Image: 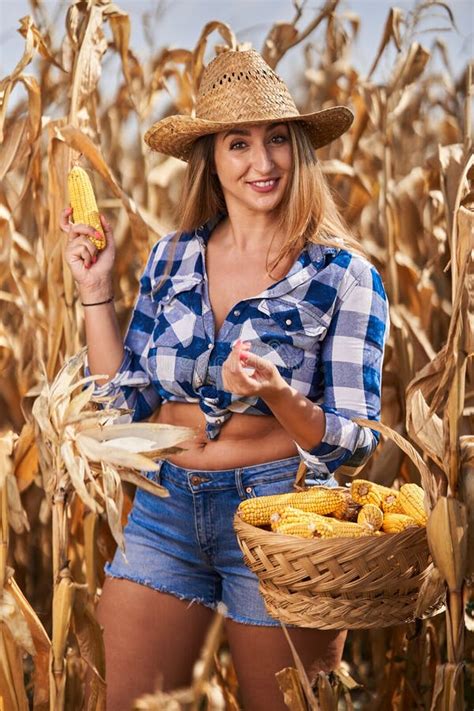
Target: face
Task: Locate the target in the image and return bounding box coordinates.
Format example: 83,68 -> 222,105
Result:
213,122 -> 292,216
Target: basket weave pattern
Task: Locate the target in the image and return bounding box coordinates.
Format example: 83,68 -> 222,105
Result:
234,511 -> 444,629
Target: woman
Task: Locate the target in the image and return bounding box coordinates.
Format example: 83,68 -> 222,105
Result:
60,49 -> 389,711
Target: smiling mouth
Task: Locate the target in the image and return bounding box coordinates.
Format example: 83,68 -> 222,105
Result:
247,178 -> 279,187
246,178 -> 281,191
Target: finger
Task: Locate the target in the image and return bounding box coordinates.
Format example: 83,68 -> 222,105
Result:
67,232 -> 98,256
238,350 -> 263,366
99,213 -> 113,235
230,340 -> 250,367
78,244 -> 94,268
69,240 -> 97,266
226,351 -> 257,385
59,206 -> 73,233
228,347 -> 246,375
238,349 -> 271,373
99,213 -> 115,247
68,223 -> 103,248
69,225 -> 103,262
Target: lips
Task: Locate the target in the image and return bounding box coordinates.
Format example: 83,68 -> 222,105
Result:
247,178 -> 280,193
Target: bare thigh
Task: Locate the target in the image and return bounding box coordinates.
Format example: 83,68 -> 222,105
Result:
90,577 -> 215,711
226,619 -> 347,711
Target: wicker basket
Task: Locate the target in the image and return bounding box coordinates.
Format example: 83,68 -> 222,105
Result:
233,488 -> 445,629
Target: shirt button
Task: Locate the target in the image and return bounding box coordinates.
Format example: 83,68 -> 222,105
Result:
233,309 -> 240,316
285,318 -> 292,325
207,343 -> 213,349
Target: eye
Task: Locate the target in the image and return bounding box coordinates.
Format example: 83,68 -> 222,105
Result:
230,140 -> 246,150
270,133 -> 288,144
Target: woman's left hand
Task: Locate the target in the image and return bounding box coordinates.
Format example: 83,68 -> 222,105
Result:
221,339 -> 286,399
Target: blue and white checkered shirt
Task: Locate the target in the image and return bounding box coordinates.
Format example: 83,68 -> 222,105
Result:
87,216 -> 390,478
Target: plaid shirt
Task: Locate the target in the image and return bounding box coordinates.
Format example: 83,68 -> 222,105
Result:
87,216 -> 390,478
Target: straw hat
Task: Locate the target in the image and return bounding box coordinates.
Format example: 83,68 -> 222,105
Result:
144,49 -> 353,161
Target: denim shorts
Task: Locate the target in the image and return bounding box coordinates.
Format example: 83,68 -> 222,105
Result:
105,455 -> 338,626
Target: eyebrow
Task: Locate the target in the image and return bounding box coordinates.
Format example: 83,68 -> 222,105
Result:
222,122 -> 288,141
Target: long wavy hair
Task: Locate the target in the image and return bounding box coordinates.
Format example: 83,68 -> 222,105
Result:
157,122 -> 366,287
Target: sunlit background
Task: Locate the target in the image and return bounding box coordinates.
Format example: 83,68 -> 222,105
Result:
1,0 -> 473,113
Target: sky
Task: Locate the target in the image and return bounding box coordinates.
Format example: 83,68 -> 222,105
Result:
0,1 -> 472,115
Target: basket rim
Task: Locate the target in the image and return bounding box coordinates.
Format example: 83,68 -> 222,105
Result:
233,510 -> 428,551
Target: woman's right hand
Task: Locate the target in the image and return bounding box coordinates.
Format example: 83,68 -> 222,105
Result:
60,207 -> 116,289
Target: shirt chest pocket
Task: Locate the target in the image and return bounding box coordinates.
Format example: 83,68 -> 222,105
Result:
255,297 -> 328,369
151,276 -> 202,349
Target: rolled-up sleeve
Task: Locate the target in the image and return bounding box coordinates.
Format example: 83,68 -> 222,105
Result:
84,240 -> 164,422
295,262 -> 390,477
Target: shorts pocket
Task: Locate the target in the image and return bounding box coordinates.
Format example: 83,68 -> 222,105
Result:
243,473 -> 338,500
244,473 -> 297,500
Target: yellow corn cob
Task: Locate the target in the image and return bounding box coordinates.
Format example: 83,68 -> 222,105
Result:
273,521 -> 321,538
351,479 -> 395,508
332,491 -> 361,521
272,506 -> 371,539
382,512 -> 419,533
381,490 -> 404,514
357,504 -> 383,531
67,166 -> 106,250
237,487 -> 345,527
398,483 -> 428,525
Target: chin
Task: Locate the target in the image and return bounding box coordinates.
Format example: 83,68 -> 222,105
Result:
250,198 -> 283,214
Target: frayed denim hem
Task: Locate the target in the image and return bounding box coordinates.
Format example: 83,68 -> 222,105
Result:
104,571 -> 219,613
222,609 -> 300,628
104,571 -> 294,627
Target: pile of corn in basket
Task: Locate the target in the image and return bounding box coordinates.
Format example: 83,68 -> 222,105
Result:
233,474 -> 445,629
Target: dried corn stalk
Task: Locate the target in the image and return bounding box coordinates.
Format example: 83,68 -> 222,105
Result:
0,0 -> 472,709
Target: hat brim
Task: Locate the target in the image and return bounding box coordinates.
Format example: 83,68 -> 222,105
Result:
143,106 -> 354,162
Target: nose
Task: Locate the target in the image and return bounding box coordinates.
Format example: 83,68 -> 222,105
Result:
250,141 -> 274,174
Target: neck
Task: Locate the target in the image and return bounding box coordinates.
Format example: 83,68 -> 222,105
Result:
219,207 -> 284,256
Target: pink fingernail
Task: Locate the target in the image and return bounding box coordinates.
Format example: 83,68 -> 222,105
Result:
85,264 -> 90,269
92,256 -> 97,263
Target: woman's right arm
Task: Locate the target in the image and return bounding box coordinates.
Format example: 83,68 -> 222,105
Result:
60,207 -> 123,386
60,206 -> 163,421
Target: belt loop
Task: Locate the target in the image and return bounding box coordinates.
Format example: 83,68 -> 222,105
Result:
235,467 -> 245,498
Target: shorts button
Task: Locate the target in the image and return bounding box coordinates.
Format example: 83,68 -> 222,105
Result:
245,486 -> 252,493
233,309 -> 240,316
191,475 -> 209,485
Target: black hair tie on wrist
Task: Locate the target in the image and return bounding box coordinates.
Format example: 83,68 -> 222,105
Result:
81,296 -> 114,307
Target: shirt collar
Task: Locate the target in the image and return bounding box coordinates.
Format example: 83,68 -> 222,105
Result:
194,216 -> 340,298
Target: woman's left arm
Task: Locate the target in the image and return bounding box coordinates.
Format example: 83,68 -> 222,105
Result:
223,263 -> 390,479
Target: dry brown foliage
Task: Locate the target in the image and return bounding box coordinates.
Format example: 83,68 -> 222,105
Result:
0,1 -> 472,709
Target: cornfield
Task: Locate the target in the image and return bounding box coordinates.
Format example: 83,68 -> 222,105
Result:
0,0 -> 472,709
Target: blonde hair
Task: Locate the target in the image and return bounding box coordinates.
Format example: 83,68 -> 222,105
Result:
158,123 -> 366,286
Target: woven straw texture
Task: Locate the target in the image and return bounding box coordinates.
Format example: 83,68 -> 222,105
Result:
234,498 -> 445,629
144,49 -> 353,161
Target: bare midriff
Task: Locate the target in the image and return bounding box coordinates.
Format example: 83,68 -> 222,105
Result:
152,401 -> 298,470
